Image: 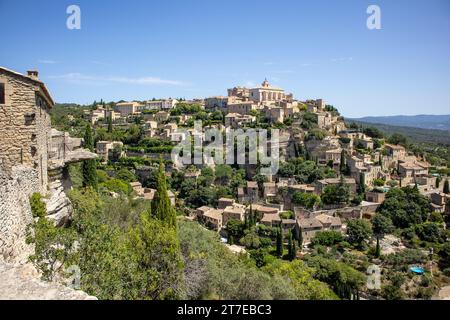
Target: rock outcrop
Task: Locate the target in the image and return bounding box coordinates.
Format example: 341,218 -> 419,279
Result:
43,179 -> 72,227
0,262 -> 96,300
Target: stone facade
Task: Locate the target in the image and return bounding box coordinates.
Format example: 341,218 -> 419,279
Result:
0,67 -> 53,193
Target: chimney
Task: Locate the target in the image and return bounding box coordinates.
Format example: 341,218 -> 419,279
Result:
27,70 -> 39,80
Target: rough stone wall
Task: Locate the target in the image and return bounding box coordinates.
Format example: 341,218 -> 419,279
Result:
0,166 -> 39,263
0,69 -> 51,193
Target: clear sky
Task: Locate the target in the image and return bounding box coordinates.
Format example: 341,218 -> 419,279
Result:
1,0 -> 449,117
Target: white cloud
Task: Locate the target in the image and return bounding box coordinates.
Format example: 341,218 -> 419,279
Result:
90,60 -> 112,67
330,57 -> 353,63
48,73 -> 186,86
273,70 -> 294,74
38,59 -> 58,64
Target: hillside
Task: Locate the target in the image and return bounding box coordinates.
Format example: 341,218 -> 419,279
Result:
348,115 -> 450,131
345,119 -> 450,146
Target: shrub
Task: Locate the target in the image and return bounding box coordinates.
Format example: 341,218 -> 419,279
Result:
30,193 -> 47,218
312,231 -> 344,247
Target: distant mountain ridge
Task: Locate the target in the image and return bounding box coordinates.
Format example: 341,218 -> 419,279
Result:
348,114 -> 450,131
345,120 -> 450,146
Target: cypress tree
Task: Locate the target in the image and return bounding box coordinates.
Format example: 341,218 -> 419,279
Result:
435,176 -> 441,189
298,229 -> 303,249
358,173 -> 366,195
276,226 -> 283,257
375,237 -> 381,258
340,149 -> 346,174
444,179 -> 449,194
248,204 -> 253,227
82,125 -> 98,190
84,123 -> 94,151
152,161 -> 177,228
107,115 -> 113,133
244,211 -> 249,230
287,231 -> 294,261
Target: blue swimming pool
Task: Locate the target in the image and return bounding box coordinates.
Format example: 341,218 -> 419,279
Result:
410,266 -> 425,275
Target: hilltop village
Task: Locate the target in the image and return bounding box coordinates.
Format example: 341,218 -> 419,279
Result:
85,79 -> 447,238
1,67 -> 449,300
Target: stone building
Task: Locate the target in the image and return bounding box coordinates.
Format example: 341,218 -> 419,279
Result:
96,140 -> 124,162
0,67 -> 53,193
249,79 -> 287,103
114,101 -> 142,116
227,86 -> 250,100
204,96 -> 228,111
227,101 -> 258,115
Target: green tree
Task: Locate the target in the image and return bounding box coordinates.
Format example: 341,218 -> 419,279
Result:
27,217 -> 77,281
298,228 -> 303,249
414,222 -> 445,243
82,125 -> 98,190
377,187 -> 430,228
435,176 -> 441,189
372,213 -> 393,257
375,237 -> 381,258
322,177 -> 350,205
312,230 -> 344,247
339,149 -> 346,174
276,226 -> 283,257
358,173 -> 366,195
347,219 -> 372,249
215,164 -> 233,185
107,115 -> 113,133
262,260 -> 338,300
287,231 -> 296,261
227,219 -> 245,244
115,168 -> 137,183
127,213 -> 185,299
372,214 -> 393,238
444,179 -> 449,194
292,191 -> 321,209
239,230 -> 261,249
388,133 -> 407,146
306,256 -> 366,299
152,162 -> 177,228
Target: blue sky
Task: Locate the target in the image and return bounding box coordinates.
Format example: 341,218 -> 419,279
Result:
0,0 -> 449,117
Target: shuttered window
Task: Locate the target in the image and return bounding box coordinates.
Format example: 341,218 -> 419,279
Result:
0,83 -> 5,104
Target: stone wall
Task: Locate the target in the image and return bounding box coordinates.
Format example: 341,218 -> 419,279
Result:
0,69 -> 51,193
0,166 -> 39,263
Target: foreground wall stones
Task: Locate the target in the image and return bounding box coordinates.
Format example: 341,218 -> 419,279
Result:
0,262 -> 97,300
0,166 -> 39,263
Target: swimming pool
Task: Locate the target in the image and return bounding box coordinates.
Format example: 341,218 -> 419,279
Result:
410,266 -> 425,275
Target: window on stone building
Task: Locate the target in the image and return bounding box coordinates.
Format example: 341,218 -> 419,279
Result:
0,83 -> 5,104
